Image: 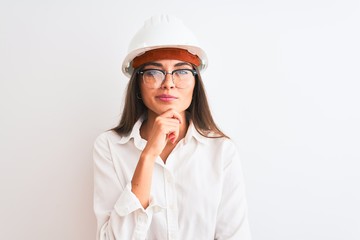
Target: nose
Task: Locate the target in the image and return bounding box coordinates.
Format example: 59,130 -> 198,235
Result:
161,72 -> 175,89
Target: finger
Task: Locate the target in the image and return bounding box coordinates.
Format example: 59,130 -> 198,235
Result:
171,112 -> 182,124
154,117 -> 181,135
161,109 -> 182,124
155,119 -> 180,134
167,124 -> 180,143
168,133 -> 177,143
167,132 -> 177,144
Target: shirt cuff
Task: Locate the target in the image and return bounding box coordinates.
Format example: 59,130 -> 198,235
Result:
114,183 -> 143,216
114,183 -> 166,217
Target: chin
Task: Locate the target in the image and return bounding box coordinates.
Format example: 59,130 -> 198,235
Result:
150,106 -> 187,116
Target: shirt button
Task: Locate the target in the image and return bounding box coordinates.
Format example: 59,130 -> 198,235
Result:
138,214 -> 147,224
138,217 -> 144,224
165,174 -> 172,183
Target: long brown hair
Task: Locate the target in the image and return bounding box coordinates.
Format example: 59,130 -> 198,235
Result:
111,66 -> 228,138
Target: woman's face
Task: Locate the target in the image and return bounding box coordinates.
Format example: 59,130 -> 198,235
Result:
139,59 -> 196,117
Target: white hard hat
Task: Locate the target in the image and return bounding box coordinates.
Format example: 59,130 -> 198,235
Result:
122,14 -> 208,77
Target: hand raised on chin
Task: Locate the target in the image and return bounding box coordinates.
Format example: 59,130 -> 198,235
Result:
142,109 -> 182,158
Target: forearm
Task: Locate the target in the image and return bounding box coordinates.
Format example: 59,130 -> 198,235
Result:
131,152 -> 157,208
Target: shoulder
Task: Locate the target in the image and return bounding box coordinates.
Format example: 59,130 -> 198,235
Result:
93,130 -> 127,163
93,130 -> 124,150
197,134 -> 239,156
199,134 -> 238,149
200,136 -> 241,165
219,138 -> 239,155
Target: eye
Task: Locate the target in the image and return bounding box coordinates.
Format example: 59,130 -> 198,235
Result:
174,69 -> 191,76
142,69 -> 163,78
143,69 -> 162,77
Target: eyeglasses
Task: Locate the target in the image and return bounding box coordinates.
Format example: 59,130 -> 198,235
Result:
138,69 -> 197,89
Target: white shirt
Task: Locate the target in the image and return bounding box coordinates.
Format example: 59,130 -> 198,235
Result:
93,118 -> 251,240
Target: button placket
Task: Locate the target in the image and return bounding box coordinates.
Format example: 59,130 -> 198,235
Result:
134,211 -> 151,239
164,168 -> 179,240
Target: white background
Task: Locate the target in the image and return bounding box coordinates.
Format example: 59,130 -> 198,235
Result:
1,0 -> 359,239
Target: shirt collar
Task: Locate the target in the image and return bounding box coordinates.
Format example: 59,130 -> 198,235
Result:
117,117 -> 146,149
183,121 -> 207,145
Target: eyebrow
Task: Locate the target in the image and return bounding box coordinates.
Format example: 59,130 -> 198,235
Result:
142,61 -> 193,68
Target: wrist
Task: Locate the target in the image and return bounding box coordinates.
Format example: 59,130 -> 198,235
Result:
140,149 -> 158,162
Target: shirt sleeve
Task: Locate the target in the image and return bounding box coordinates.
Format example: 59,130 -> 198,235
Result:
93,133 -> 155,240
215,140 -> 252,240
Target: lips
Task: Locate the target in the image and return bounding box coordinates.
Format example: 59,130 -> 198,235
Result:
156,94 -> 178,101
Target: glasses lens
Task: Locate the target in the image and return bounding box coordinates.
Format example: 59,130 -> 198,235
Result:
140,69 -> 196,88
173,69 -> 195,88
142,70 -> 164,88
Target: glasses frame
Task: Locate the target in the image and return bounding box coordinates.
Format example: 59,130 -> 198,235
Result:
137,68 -> 197,89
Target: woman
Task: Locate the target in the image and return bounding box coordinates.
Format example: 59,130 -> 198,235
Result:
93,15 -> 251,240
